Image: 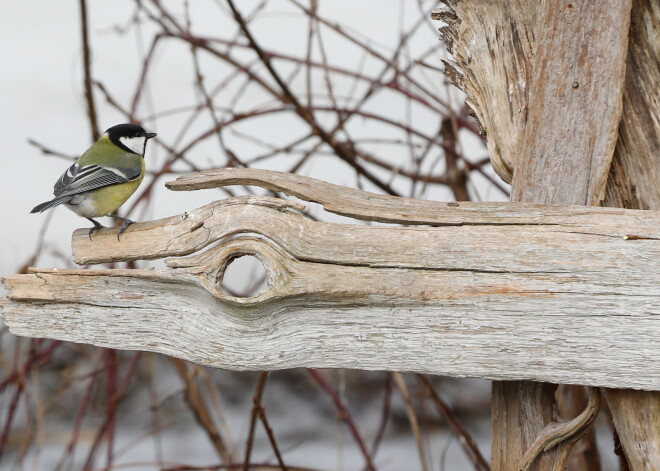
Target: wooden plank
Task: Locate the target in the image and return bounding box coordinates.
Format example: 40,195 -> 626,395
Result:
2,256 -> 659,390
2,195 -> 659,390
65,195 -> 660,268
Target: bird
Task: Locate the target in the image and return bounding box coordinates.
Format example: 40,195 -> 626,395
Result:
31,123 -> 157,239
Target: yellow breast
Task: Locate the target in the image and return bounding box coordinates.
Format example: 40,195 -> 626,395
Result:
85,174 -> 144,216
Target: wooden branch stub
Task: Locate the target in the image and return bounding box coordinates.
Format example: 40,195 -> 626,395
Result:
165,167 -> 660,228
433,2 -> 538,183
2,170 -> 660,390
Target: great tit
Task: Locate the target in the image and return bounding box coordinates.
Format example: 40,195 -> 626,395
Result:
31,123 -> 156,239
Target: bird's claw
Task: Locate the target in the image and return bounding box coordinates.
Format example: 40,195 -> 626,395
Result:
87,218 -> 104,241
113,215 -> 135,241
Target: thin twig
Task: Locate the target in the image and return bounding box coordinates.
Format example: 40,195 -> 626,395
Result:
225,0 -> 399,197
307,369 -> 376,471
416,374 -> 490,471
243,372 -> 269,471
79,0 -> 99,141
53,370 -> 98,471
171,359 -> 233,463
369,373 -> 393,459
256,388 -> 288,470
393,373 -> 428,471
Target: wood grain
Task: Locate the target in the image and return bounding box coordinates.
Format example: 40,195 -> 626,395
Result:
601,2 -> 660,467
604,0 -> 660,210
482,2 -> 632,469
2,192 -> 660,390
165,167 -> 660,228
433,2 -> 538,183
602,388 -> 660,470
511,1 -> 632,205
435,0 -> 654,468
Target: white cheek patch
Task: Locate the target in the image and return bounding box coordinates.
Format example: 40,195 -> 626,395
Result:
119,136 -> 147,155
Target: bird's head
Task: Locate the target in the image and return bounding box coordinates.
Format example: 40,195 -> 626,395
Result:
105,123 -> 157,156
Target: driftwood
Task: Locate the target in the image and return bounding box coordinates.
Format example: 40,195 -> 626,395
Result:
2,169 -> 660,394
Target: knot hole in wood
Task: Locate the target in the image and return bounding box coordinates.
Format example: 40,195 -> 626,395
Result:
167,235 -> 294,305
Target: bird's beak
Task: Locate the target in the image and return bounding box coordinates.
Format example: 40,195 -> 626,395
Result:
145,132 -> 157,139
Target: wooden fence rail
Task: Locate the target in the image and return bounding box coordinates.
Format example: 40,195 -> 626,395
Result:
2,169 -> 659,391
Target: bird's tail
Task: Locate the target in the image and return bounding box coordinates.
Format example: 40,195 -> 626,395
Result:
31,195 -> 73,213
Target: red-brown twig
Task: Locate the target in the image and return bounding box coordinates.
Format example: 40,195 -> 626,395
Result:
254,378 -> 288,471
0,341 -> 61,394
393,373 -> 428,471
162,462 -> 319,471
307,369 -> 376,471
171,358 -> 234,463
53,370 -> 98,471
369,372 -> 393,460
416,374 -> 489,471
79,0 -> 99,141
81,351 -> 141,469
225,0 -> 399,197
243,371 -> 269,471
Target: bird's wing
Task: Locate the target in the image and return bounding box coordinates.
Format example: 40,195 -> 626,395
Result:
53,162 -> 142,197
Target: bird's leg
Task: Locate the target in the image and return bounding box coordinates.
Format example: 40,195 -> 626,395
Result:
110,214 -> 135,240
86,218 -> 104,240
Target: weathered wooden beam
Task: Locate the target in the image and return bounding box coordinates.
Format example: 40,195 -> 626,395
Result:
164,167 -> 658,228
506,0 -> 632,463
2,172 -> 659,391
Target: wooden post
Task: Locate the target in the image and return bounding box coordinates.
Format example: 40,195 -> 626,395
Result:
434,0 -> 659,468
502,1 -> 632,469
601,0 -> 660,468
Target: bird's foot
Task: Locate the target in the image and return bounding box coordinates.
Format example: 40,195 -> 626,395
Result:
111,214 -> 135,241
86,218 -> 104,240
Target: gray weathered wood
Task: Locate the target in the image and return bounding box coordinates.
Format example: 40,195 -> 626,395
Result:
602,388 -> 660,470
600,2 -> 660,467
511,1 -> 632,205
604,0 -> 660,210
503,0 -> 631,464
439,1 -> 634,468
432,2 -> 538,183
2,175 -> 660,390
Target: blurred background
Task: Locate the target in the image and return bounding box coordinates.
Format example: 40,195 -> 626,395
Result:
0,1 -> 619,470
